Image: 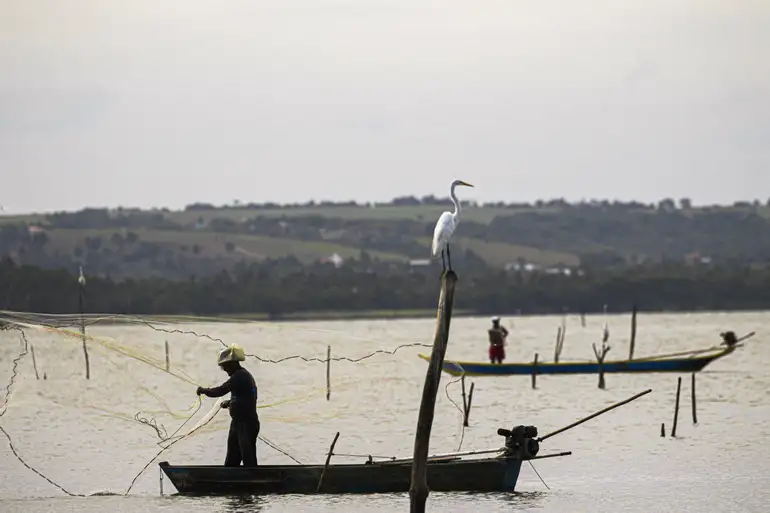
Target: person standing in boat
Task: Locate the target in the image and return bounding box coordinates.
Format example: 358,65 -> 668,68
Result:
196,344 -> 260,467
488,316 -> 508,364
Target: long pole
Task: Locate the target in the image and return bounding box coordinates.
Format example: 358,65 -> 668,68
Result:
409,270 -> 457,513
78,267 -> 90,380
537,389 -> 652,443
629,303 -> 637,360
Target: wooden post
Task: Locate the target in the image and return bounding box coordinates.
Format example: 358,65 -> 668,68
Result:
30,344 -> 40,380
629,303 -> 637,360
531,353 -> 538,389
78,267 -> 90,380
660,423 -> 665,437
316,431 -> 340,492
326,345 -> 331,401
463,382 -> 474,427
554,327 -> 562,363
580,311 -> 586,327
691,373 -> 697,424
671,377 -> 682,437
164,340 -> 170,372
409,270 -> 457,513
592,342 -> 610,389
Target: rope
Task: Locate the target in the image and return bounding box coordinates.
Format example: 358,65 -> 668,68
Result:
259,435 -> 303,464
0,328 -> 85,497
124,402 -> 219,495
443,375 -> 467,452
528,460 -> 550,490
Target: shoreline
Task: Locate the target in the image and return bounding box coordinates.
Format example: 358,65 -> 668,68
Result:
2,307 -> 768,326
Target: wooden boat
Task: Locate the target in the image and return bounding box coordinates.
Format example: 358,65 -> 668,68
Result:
159,425 -> 564,495
418,332 -> 753,377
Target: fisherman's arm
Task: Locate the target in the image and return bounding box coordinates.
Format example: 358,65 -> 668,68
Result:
196,378 -> 233,398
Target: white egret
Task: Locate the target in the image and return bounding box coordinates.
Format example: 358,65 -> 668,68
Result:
431,179 -> 474,272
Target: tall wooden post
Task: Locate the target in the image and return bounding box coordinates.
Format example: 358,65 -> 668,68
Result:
409,271 -> 457,513
326,345 -> 331,401
629,303 -> 637,360
671,377 -> 682,437
78,266 -> 90,380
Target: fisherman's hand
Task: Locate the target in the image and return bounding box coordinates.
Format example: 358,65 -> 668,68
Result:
221,400 -> 231,409
196,386 -> 205,396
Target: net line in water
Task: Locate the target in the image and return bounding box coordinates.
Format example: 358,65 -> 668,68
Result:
0,312 -> 438,497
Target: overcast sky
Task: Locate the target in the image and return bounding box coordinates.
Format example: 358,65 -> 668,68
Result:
1,1 -> 769,214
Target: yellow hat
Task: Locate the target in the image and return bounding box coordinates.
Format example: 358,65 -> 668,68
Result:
217,344 -> 246,365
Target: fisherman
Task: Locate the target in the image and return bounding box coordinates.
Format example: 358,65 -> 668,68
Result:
488,316 -> 508,364
196,344 -> 260,467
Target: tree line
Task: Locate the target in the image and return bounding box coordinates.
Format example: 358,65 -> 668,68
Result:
2,256 -> 769,317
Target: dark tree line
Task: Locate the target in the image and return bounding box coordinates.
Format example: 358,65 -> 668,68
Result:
2,257 -> 770,318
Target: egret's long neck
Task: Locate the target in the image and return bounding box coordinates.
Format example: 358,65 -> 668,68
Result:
450,183 -> 461,216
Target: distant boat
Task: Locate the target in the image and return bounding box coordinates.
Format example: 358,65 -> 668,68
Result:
418,332 -> 753,377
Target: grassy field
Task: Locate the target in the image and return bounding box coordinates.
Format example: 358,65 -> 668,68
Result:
44,228 -> 406,264
414,237 -> 579,267
162,205 -> 551,225
41,228 -> 579,267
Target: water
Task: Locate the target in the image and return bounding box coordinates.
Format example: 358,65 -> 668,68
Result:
1,311 -> 769,512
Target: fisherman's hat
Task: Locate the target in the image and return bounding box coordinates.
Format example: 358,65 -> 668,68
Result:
217,344 -> 246,365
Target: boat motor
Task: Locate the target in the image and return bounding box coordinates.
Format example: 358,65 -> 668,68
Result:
498,425 -> 539,459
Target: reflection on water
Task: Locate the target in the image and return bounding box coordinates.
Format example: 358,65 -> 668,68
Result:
217,494 -> 266,512
1,311 -> 769,512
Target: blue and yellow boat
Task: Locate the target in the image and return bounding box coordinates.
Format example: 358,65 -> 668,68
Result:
418,332 -> 752,377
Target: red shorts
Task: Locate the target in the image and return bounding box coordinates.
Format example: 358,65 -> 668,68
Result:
489,344 -> 505,361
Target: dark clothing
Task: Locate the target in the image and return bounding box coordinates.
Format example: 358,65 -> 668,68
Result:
200,365 -> 260,467
225,417 -> 260,467
201,367 -> 258,421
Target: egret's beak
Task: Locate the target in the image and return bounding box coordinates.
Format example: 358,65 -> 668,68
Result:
459,181 -> 474,188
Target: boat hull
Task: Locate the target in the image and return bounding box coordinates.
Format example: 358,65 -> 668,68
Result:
418,349 -> 732,377
159,457 -> 522,495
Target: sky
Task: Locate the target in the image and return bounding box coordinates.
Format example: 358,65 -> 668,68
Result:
1,0 -> 769,214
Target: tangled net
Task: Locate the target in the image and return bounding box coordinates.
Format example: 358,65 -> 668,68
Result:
0,310 -> 473,498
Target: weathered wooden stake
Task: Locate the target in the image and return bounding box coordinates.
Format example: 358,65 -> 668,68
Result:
691,373 -> 697,424
463,382 -> 475,427
629,303 -> 637,360
592,342 -> 611,389
30,344 -> 40,380
164,340 -> 170,372
531,353 -> 538,389
554,327 -> 562,363
316,431 -> 340,492
78,267 -> 90,380
326,345 -> 331,401
671,376 -> 682,437
409,270 -> 457,513
660,423 -> 665,437
580,311 -> 586,327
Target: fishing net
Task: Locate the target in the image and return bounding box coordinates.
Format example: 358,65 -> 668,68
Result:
0,310 -> 445,497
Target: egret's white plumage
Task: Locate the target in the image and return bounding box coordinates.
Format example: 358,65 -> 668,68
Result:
431,179 -> 474,271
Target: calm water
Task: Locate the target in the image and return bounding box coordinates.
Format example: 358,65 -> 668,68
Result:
1,311 -> 769,512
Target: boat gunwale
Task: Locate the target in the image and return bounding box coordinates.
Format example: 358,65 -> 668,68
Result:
417,347 -> 733,368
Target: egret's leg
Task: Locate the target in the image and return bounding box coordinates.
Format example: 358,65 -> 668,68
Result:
441,250 -> 447,272
446,244 -> 452,271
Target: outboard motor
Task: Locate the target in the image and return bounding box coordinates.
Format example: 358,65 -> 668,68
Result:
720,331 -> 738,347
497,425 -> 540,459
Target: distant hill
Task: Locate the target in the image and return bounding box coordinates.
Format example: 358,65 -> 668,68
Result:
2,197 -> 770,280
